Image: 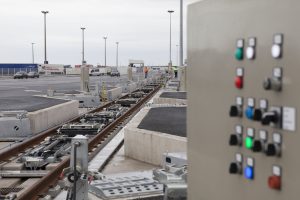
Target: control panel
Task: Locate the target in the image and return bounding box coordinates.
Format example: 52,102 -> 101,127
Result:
187,0 -> 299,199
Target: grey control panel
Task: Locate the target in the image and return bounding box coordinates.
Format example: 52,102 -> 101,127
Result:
187,0 -> 299,199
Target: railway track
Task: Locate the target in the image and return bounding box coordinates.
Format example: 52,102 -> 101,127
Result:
0,84 -> 160,200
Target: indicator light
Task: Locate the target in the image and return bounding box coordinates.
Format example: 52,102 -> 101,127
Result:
235,76 -> 243,89
245,107 -> 254,120
246,47 -> 255,60
245,137 -> 253,149
244,166 -> 254,180
235,48 -> 243,60
268,175 -> 281,190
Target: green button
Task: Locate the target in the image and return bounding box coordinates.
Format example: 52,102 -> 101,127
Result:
245,137 -> 253,149
235,48 -> 243,60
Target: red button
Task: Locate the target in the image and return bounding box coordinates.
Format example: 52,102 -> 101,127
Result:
235,76 -> 243,89
268,175 -> 281,190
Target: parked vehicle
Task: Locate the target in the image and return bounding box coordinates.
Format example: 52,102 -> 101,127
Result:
13,71 -> 28,79
28,71 -> 39,78
89,68 -> 106,76
110,68 -> 120,77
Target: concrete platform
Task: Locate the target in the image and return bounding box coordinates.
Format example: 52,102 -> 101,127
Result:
124,106 -> 187,166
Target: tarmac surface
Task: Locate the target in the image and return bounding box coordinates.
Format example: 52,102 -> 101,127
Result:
0,75 -> 127,112
138,107 -> 186,137
160,92 -> 187,99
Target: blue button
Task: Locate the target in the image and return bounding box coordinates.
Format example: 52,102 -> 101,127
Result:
245,107 -> 254,120
244,166 -> 254,180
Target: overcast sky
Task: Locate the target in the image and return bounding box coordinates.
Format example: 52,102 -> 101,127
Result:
0,0 -> 198,66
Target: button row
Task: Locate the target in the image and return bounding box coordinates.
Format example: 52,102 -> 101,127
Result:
234,67 -> 282,91
229,97 -> 282,128
235,34 -> 283,61
229,154 -> 282,190
229,127 -> 282,157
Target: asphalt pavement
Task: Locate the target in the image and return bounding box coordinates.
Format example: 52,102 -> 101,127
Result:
0,75 -> 127,112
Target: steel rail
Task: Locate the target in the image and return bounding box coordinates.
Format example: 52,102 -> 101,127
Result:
17,85 -> 160,200
0,97 -> 123,162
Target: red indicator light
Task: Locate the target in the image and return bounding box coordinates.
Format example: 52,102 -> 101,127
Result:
235,76 -> 243,89
268,175 -> 281,190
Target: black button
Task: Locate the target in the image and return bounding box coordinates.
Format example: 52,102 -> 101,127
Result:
252,140 -> 263,152
266,144 -> 276,156
229,163 -> 239,174
229,106 -> 238,117
253,109 -> 262,121
229,106 -> 240,117
229,134 -> 239,146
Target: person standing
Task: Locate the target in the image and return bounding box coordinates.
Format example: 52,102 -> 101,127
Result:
144,66 -> 149,78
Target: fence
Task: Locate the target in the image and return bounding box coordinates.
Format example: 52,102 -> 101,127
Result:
0,68 -> 38,76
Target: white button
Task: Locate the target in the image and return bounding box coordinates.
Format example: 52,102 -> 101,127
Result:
246,47 -> 255,59
272,44 -> 281,58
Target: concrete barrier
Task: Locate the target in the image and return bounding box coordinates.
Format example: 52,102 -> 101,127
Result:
107,87 -> 122,101
27,100 -> 79,134
124,107 -> 187,166
0,117 -> 31,138
66,68 -> 81,75
153,97 -> 187,105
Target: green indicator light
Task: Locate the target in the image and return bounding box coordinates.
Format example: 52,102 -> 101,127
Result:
235,48 -> 243,60
245,137 -> 253,149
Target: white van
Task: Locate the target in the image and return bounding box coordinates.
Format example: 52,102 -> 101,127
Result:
89,68 -> 106,76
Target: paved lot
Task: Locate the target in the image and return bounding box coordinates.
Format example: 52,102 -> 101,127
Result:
0,75 -> 128,112
138,107 -> 187,137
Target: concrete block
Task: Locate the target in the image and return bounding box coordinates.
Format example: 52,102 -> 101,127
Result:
107,87 -> 122,101
0,117 -> 31,137
65,94 -> 100,108
124,107 -> 187,166
153,97 -> 187,105
28,100 -> 79,134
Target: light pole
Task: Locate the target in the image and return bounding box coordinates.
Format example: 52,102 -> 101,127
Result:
176,44 -> 179,66
168,10 -> 174,67
103,36 -> 107,67
81,27 -> 86,65
116,42 -> 119,67
31,43 -> 35,64
41,11 -> 49,64
179,0 -> 183,66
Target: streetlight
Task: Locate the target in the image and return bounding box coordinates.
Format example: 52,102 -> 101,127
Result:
116,42 -> 119,67
31,43 -> 35,64
103,36 -> 108,67
179,0 -> 183,66
41,11 -> 49,64
176,44 -> 179,66
168,10 -> 174,68
81,27 -> 86,65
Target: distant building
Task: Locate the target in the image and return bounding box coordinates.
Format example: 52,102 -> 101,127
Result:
0,63 -> 38,75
